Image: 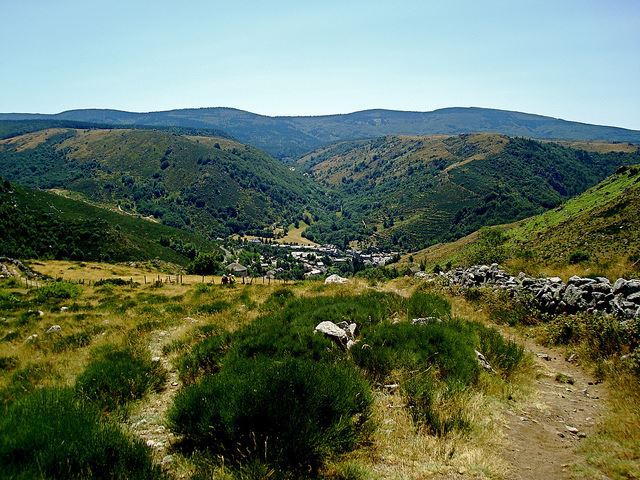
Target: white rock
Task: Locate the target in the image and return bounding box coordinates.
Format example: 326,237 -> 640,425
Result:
46,325 -> 61,333
324,274 -> 348,284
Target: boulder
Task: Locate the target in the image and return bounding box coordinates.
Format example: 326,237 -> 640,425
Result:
324,274 -> 348,285
314,321 -> 357,349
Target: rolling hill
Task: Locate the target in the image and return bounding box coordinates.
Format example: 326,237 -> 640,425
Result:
0,177 -> 216,264
0,127 -> 324,239
2,107 -> 639,160
407,165 -> 640,279
298,134 -> 640,250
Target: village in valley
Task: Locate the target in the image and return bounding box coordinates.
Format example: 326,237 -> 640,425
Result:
228,238 -> 399,281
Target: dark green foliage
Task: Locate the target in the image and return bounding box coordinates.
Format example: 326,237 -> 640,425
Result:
0,178 -> 215,264
188,251 -> 223,275
406,291 -> 451,319
168,357 -> 372,474
75,345 -> 166,412
0,362 -> 58,406
545,313 -> 626,360
351,321 -> 480,387
33,281 -> 81,303
0,289 -> 21,310
568,250 -> 591,263
177,332 -> 231,384
0,355 -> 18,372
0,388 -> 161,479
0,127 -> 325,241
304,135 -> 639,250
94,278 -> 138,287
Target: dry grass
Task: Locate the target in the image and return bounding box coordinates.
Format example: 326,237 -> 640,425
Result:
184,135 -> 245,151
0,128 -> 72,151
575,372 -> 640,479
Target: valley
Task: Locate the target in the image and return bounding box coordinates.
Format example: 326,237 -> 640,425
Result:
0,110 -> 639,480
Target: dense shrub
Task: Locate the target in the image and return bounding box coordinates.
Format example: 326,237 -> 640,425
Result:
352,321 -> 480,387
0,355 -> 18,372
33,281 -> 82,303
0,289 -> 21,310
168,357 -> 372,474
75,345 -> 166,412
177,332 -> 231,384
94,278 -> 137,287
568,250 -> 590,264
407,291 -> 451,319
0,388 -> 160,479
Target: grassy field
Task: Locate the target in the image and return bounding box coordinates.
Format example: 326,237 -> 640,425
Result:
0,261 -> 535,480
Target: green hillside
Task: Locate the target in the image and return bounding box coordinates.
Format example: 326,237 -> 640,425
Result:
409,165 -> 640,278
0,128 -> 324,239
300,134 -> 640,250
0,178 -> 215,264
2,107 -> 639,160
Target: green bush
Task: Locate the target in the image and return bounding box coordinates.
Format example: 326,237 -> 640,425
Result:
75,345 -> 166,412
0,355 -> 18,372
0,289 -> 20,310
94,278 -> 137,287
33,281 -> 81,303
406,291 -> 451,319
0,362 -> 58,405
177,332 -> 231,384
352,321 -> 480,387
168,357 -> 372,474
0,388 -> 160,479
568,250 -> 590,264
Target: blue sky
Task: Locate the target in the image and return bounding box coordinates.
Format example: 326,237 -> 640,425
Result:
1,0 -> 639,128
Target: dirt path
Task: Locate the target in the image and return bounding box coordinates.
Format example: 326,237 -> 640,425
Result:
127,325 -> 188,468
500,338 -> 607,480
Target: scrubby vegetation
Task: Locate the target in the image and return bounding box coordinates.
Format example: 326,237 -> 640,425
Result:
75,345 -> 167,413
0,388 -> 161,479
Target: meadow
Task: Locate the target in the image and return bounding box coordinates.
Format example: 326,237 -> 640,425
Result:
0,261 -> 534,480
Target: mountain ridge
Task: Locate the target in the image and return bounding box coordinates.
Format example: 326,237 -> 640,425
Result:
2,106 -> 639,160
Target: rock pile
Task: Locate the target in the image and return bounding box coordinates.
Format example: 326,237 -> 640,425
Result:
439,264 -> 640,320
0,257 -> 38,279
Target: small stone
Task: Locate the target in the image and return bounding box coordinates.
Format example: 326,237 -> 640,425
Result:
457,466 -> 466,475
171,382 -> 179,387
151,356 -> 161,363
161,455 -> 174,465
60,306 -> 69,312
537,353 -> 551,361
25,334 -> 38,343
46,325 -> 61,333
577,432 -> 587,438
566,425 -> 579,434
